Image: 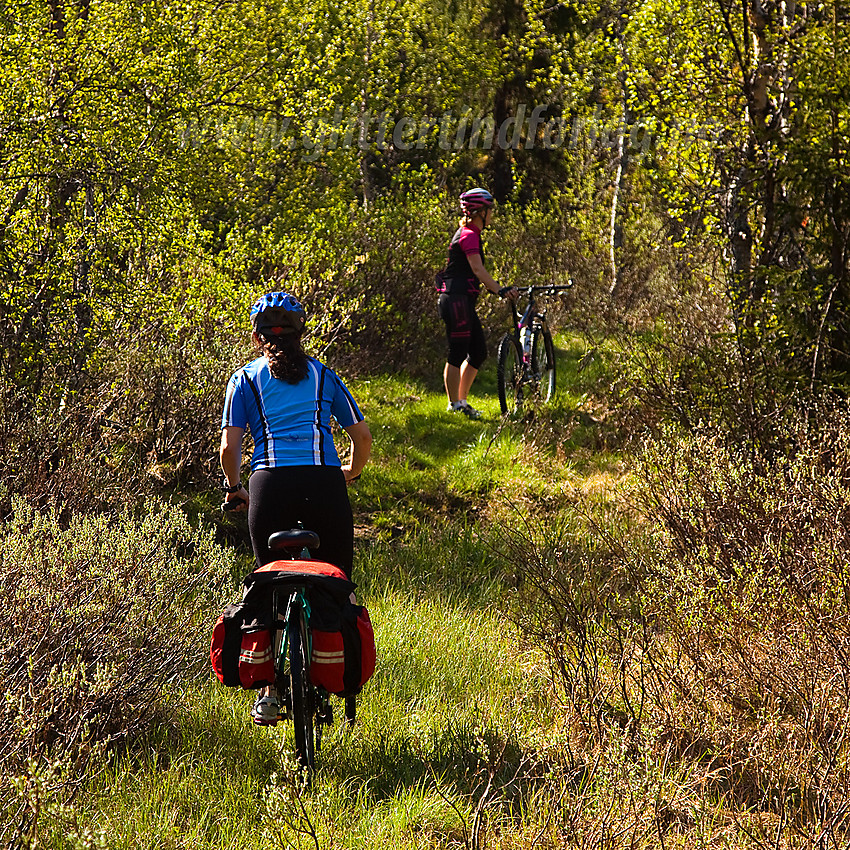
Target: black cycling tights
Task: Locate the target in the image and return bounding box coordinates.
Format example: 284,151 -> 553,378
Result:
439,293 -> 487,369
248,465 -> 354,577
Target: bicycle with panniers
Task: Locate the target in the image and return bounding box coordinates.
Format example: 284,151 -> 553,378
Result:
210,528 -> 376,777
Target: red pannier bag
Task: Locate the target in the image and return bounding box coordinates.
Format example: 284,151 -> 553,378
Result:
245,560 -> 375,697
310,601 -> 376,698
212,558 -> 376,696
211,560 -> 352,690
243,559 -> 354,597
210,602 -> 275,690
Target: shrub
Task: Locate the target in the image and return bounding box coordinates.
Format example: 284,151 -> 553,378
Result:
0,498 -> 233,845
505,407 -> 850,844
637,420 -> 850,830
0,259 -> 248,510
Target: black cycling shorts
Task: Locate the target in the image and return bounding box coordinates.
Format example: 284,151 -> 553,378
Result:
439,292 -> 487,370
248,465 -> 354,576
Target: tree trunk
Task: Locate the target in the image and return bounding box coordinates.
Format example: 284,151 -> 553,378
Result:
359,0 -> 375,207
608,106 -> 631,299
608,11 -> 631,301
491,81 -> 513,203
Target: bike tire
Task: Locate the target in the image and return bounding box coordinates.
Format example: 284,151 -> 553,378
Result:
344,696 -> 356,727
531,327 -> 556,403
497,334 -> 523,415
288,602 -> 315,772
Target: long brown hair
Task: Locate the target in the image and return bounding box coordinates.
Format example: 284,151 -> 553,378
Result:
258,332 -> 309,383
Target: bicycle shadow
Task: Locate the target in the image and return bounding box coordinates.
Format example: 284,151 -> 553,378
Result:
320,715 -> 536,804
160,685 -> 540,814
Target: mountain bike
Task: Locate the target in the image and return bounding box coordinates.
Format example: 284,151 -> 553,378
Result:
264,528 -> 356,775
496,283 -> 573,416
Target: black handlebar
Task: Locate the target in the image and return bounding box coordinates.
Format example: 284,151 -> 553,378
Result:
515,281 -> 574,294
505,281 -> 572,317
221,497 -> 247,512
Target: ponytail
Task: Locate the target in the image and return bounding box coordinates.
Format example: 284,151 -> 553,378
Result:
259,333 -> 309,383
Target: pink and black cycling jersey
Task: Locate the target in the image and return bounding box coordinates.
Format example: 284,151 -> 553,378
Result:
221,356 -> 363,471
439,224 -> 486,296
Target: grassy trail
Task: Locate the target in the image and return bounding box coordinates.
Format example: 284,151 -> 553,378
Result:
50,337 -> 613,849
84,593 -> 553,849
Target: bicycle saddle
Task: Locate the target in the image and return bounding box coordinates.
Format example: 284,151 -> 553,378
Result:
268,528 -> 321,554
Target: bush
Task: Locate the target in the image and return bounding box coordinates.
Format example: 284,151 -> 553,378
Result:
638,421 -> 850,829
0,258 -> 248,510
0,498 -> 233,845
505,408 -> 850,845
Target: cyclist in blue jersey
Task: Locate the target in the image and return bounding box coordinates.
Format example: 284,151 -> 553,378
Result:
220,291 -> 372,575
437,187 -> 517,419
221,292 -> 371,726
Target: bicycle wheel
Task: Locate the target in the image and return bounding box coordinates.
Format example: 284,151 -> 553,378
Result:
531,327 -> 556,403
288,601 -> 315,772
497,334 -> 524,415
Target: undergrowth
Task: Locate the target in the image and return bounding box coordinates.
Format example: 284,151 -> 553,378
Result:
507,406 -> 850,848
15,342 -> 850,848
0,500 -> 232,846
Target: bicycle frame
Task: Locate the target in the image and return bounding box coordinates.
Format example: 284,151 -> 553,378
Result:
271,585 -> 312,685
507,285 -> 572,371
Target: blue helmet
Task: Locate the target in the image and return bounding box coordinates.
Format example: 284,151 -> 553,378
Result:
250,291 -> 306,336
459,187 -> 495,216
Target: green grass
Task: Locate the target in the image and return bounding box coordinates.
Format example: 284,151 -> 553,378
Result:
35,331 -> 620,849
333,331 -> 621,537
56,585 -> 551,849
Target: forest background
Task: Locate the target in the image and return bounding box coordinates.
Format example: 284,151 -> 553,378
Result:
2,0 -> 850,846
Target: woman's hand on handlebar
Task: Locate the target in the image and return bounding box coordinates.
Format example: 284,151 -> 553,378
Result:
221,488 -> 249,513
498,285 -> 519,302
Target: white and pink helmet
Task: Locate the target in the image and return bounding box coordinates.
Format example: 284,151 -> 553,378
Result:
459,187 -> 495,216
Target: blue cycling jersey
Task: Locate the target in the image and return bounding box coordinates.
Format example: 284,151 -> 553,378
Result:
221,356 -> 364,471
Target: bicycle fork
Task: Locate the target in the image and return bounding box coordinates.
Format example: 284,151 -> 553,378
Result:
520,324 -> 532,365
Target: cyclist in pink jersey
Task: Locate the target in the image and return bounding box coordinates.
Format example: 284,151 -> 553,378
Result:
436,188 -> 517,419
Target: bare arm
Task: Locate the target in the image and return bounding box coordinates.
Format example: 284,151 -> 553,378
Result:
341,419 -> 372,483
220,426 -> 249,510
468,253 -> 518,300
